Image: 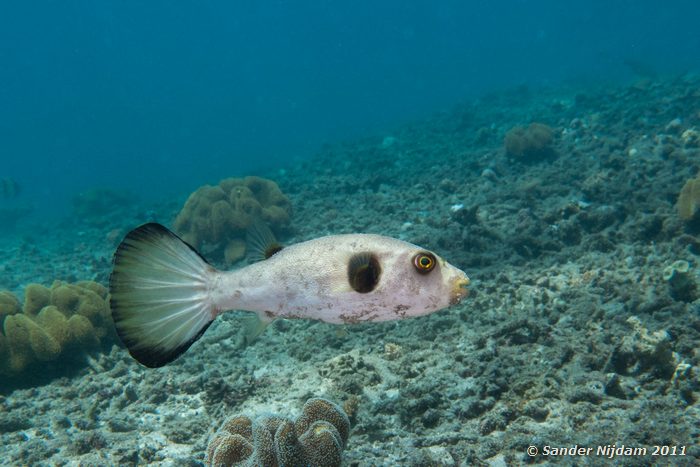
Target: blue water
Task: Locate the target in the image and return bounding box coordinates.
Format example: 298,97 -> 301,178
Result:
1,0 -> 698,218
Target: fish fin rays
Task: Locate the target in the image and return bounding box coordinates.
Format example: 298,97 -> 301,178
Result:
109,223 -> 218,368
246,220 -> 284,262
242,312 -> 273,345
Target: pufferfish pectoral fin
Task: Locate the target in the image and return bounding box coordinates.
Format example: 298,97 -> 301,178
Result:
109,223 -> 219,368
242,311 -> 274,345
246,220 -> 284,263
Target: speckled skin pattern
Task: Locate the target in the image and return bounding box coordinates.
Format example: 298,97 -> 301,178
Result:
211,234 -> 470,324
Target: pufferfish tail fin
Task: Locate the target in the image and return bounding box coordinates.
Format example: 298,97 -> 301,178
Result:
109,223 -> 218,368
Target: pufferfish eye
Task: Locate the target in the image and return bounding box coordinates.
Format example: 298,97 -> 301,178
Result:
413,252 -> 436,274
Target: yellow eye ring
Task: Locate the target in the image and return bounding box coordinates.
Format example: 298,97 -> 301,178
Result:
413,252 -> 436,274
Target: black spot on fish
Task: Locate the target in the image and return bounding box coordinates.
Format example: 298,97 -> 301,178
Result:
347,252 -> 381,293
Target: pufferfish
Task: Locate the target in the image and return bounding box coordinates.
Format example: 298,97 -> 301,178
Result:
109,222 -> 470,368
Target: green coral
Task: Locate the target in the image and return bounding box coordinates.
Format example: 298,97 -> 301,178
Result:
207,398 -> 351,467
173,176 -> 292,265
23,283 -> 51,316
0,280 -> 112,376
0,291 -> 20,318
678,175 -> 700,221
504,122 -> 555,161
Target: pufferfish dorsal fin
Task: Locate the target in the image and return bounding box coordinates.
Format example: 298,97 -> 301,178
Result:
246,219 -> 284,262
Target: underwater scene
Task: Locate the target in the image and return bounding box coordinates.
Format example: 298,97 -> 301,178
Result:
1,1 -> 700,466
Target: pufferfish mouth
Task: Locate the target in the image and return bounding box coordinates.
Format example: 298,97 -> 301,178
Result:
450,276 -> 470,305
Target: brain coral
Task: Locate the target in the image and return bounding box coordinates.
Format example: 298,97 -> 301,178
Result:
207,398 -> 350,467
173,176 -> 292,264
0,280 -> 113,375
504,122 -> 555,161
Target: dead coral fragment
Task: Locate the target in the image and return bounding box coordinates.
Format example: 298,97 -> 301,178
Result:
504,122 -> 555,161
662,260 -> 698,302
174,176 -> 291,265
206,398 -> 350,467
605,316 -> 676,380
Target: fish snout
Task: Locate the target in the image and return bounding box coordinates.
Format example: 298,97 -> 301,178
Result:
450,275 -> 470,305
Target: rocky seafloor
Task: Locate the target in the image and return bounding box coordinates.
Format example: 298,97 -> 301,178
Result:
1,74 -> 700,466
